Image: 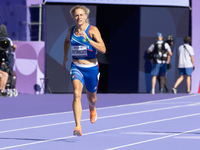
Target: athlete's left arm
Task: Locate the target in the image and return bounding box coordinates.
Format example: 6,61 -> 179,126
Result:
89,26 -> 106,54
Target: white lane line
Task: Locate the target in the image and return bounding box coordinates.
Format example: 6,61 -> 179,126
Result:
105,128 -> 200,150
0,94 -> 198,122
120,133 -> 200,140
0,121 -> 74,134
97,94 -> 199,110
120,132 -> 170,136
1,112 -> 200,150
1,101 -> 200,134
174,136 -> 200,140
0,111 -> 74,122
145,101 -> 196,105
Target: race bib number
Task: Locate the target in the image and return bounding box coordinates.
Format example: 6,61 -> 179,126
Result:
71,46 -> 88,57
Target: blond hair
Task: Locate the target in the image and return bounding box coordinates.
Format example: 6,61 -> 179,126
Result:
70,5 -> 90,23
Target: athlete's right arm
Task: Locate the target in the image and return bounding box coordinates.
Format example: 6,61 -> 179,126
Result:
63,28 -> 72,70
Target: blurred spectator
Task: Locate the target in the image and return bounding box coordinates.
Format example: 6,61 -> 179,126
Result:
172,36 -> 195,94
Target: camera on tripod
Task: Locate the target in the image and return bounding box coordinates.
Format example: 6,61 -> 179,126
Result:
0,38 -> 11,52
165,35 -> 173,46
0,37 -> 11,70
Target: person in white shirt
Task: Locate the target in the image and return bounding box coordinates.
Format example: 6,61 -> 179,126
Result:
172,36 -> 195,94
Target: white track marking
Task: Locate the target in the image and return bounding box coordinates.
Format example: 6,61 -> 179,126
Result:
96,94 -> 199,110
0,94 -> 199,122
120,132 -> 170,136
105,128 -> 200,150
1,113 -> 200,149
0,121 -> 74,134
1,101 -> 200,134
0,111 -> 74,122
174,136 -> 200,140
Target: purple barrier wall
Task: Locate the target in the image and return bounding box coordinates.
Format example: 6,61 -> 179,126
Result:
192,0 -> 200,93
13,41 -> 45,94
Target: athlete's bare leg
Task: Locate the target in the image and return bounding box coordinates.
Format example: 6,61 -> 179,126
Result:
87,90 -> 97,123
72,79 -> 83,127
87,90 -> 97,111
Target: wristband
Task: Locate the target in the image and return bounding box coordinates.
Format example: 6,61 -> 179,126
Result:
86,36 -> 91,43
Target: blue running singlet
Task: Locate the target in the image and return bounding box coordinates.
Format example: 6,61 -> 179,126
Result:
70,25 -> 97,60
